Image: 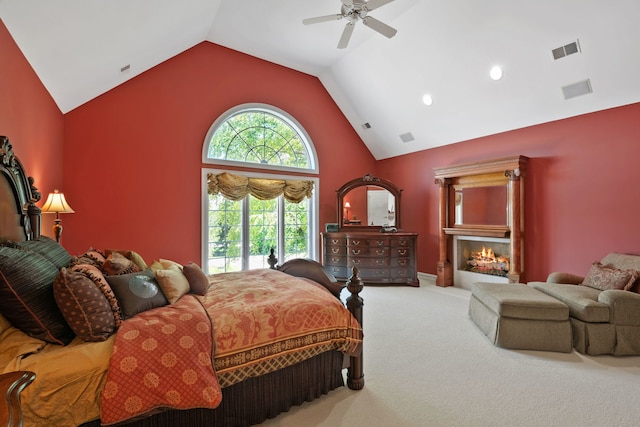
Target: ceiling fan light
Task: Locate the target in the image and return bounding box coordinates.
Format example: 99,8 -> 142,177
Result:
490,66 -> 503,81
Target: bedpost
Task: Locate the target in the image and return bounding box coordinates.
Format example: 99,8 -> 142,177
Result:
345,266 -> 364,390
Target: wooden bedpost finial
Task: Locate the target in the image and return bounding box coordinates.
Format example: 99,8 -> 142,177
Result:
345,266 -> 364,390
267,247 -> 278,269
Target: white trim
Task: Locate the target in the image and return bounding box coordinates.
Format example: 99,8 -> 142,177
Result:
201,168 -> 320,273
202,103 -> 319,174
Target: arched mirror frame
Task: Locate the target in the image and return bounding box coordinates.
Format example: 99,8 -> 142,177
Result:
337,174 -> 402,231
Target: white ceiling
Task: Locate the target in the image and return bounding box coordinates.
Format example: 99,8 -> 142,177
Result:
2,0 -> 639,159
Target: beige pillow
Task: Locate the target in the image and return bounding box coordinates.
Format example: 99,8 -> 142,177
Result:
154,264 -> 190,304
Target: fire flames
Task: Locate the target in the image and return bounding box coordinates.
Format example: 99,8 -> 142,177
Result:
466,245 -> 509,277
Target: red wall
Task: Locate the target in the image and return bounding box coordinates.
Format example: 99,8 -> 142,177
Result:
377,102 -> 640,281
0,19 -> 64,237
5,20 -> 640,283
63,42 -> 376,263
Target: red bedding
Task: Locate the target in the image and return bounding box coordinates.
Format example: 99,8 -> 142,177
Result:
101,268 -> 362,425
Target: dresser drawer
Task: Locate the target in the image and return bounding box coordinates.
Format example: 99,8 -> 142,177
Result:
325,255 -> 347,266
390,257 -> 413,268
326,237 -> 347,246
347,246 -> 389,257
358,268 -> 390,280
326,265 -> 348,279
347,237 -> 389,247
391,247 -> 413,258
349,257 -> 389,268
391,237 -> 415,247
325,245 -> 347,256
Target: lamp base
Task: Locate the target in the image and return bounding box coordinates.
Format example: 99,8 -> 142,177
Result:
53,219 -> 63,243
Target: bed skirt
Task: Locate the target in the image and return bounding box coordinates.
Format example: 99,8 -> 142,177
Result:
82,350 -> 346,427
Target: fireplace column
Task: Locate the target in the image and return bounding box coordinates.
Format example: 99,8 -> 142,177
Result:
435,178 -> 452,287
506,168 -> 524,283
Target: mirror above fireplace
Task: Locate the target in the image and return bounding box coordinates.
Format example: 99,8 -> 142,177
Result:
454,185 -> 508,226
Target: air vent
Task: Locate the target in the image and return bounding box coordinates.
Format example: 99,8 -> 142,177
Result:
552,40 -> 581,60
120,64 -> 131,73
362,122 -> 372,129
562,79 -> 592,100
399,132 -> 415,143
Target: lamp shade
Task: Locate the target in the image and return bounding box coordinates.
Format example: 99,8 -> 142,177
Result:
344,202 -> 351,209
41,190 -> 75,214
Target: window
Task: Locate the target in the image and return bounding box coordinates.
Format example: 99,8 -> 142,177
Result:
202,104 -> 318,273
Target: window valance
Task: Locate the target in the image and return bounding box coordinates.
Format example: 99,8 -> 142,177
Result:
207,172 -> 314,203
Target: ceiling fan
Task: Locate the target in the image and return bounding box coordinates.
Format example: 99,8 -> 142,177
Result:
302,0 -> 398,49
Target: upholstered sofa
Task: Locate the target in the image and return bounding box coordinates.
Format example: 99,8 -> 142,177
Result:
529,253 -> 640,356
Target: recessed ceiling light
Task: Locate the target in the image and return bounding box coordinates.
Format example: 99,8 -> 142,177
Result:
490,65 -> 503,81
422,94 -> 433,106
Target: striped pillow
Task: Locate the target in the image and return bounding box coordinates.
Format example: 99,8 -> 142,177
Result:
0,246 -> 74,345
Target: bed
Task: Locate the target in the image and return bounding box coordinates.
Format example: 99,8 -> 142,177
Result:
0,136 -> 364,427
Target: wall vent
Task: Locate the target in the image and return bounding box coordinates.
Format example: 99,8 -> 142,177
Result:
562,79 -> 592,100
120,64 -> 131,73
399,132 -> 415,143
552,40 -> 581,60
362,122 -> 372,129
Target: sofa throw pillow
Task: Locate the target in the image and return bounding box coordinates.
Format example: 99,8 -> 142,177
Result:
582,262 -> 639,291
103,252 -> 141,276
182,262 -> 210,296
0,246 -> 75,345
106,269 -> 168,319
154,264 -> 190,304
54,267 -> 117,342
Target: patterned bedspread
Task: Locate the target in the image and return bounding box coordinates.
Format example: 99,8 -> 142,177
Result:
101,294 -> 221,425
101,268 -> 362,424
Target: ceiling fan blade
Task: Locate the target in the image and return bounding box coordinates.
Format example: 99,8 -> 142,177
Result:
364,0 -> 395,12
337,22 -> 356,49
341,0 -> 355,6
303,14 -> 343,25
362,16 -> 397,38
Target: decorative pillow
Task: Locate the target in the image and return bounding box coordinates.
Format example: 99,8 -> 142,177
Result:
2,236 -> 72,269
154,264 -> 190,303
71,263 -> 122,327
182,262 -> 210,295
582,262 -> 639,291
105,249 -> 148,271
73,248 -> 107,269
105,269 -> 168,319
159,258 -> 182,270
103,252 -> 141,276
0,246 -> 75,345
53,267 -> 117,342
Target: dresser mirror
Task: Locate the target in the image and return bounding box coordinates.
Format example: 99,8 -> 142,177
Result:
453,185 -> 508,226
337,174 -> 402,230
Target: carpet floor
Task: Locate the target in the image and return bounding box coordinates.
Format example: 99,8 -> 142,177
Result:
261,281 -> 640,427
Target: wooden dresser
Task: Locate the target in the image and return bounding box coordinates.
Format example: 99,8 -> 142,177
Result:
321,231 -> 418,286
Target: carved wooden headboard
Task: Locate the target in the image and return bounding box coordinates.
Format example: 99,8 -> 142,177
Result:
0,136 -> 42,241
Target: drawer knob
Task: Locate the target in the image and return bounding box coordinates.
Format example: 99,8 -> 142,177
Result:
352,249 -> 361,255
376,249 -> 385,255
398,249 -> 407,256
332,248 -> 340,254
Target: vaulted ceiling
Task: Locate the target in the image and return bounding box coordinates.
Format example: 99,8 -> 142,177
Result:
2,0 -> 639,159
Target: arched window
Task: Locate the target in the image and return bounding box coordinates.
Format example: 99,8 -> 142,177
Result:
203,104 -> 317,172
202,104 -> 318,273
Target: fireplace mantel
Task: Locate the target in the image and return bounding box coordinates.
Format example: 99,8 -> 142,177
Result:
434,156 -> 528,287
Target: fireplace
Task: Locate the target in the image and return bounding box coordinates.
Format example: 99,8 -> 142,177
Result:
434,156 -> 528,287
454,236 -> 510,290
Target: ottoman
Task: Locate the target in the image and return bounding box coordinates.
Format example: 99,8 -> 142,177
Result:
469,282 -> 573,352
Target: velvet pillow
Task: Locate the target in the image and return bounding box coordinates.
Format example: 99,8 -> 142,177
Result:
106,269 -> 168,319
103,252 -> 141,276
154,264 -> 190,303
182,262 -> 210,295
581,262 -> 639,291
0,246 -> 74,345
53,267 -> 117,342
